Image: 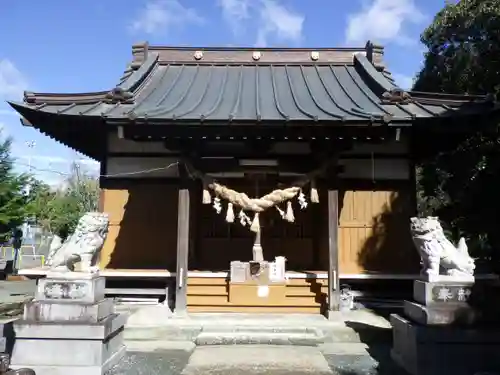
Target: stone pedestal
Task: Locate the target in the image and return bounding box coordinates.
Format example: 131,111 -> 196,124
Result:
391,278 -> 500,375
405,279 -> 477,325
391,314 -> 500,375
10,271 -> 127,375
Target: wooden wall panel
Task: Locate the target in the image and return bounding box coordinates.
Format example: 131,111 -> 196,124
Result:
337,188 -> 419,274
99,184 -> 179,270
98,179 -> 418,275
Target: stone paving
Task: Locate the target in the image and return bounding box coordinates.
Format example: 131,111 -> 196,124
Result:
108,344 -> 409,375
108,350 -> 192,375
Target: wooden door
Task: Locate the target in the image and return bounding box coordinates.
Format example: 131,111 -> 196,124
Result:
338,188 -> 419,274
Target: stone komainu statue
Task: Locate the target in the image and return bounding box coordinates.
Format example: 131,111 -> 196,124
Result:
410,216 -> 475,279
46,212 -> 109,273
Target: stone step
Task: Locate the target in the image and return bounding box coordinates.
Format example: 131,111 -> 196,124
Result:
195,331 -> 323,346
124,326 -> 202,341
124,324 -> 392,344
202,325 -> 323,335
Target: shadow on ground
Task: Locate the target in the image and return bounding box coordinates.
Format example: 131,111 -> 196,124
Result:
331,321 -> 408,375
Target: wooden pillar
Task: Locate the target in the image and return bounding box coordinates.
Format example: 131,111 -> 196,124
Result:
327,189 -> 340,316
409,128 -> 419,216
175,165 -> 190,315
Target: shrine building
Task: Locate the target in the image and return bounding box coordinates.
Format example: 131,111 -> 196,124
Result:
10,42 -> 498,315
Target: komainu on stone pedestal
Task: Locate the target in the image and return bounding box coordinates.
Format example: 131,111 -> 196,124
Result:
410,216 -> 475,280
390,217 -> 500,375
46,212 -> 109,273
11,271 -> 127,375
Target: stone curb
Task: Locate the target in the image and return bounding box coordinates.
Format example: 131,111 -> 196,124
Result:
124,324 -> 392,345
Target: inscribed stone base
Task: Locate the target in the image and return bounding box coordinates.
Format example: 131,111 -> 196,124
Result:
36,273 -> 105,304
11,313 -> 127,373
413,279 -> 473,306
24,299 -> 114,323
390,314 -> 500,375
404,300 -> 479,326
13,312 -> 126,340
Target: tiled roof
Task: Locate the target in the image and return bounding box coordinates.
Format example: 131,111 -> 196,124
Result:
9,42 -> 496,126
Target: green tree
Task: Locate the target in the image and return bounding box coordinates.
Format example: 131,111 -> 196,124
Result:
27,161 -> 100,240
414,0 -> 500,96
414,0 -> 500,268
0,133 -> 29,242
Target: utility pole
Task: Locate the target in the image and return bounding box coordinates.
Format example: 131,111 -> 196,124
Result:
25,140 -> 36,196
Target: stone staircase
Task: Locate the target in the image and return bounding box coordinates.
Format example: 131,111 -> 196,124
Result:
122,307 -> 393,347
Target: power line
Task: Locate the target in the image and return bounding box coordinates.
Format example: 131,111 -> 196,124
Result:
13,160 -> 179,178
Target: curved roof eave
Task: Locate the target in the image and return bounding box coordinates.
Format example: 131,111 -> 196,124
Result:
7,41 -> 499,126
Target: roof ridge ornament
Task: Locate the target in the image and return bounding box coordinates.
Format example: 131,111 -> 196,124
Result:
382,87 -> 412,105
365,40 -> 386,72
105,87 -> 134,104
131,41 -> 149,69
194,50 -> 203,60
24,91 -> 36,104
119,42 -> 150,84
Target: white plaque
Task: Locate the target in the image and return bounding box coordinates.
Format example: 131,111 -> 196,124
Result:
269,263 -> 279,281
257,285 -> 269,298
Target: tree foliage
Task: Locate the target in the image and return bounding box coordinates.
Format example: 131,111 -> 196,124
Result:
27,162 -> 100,240
0,133 -> 29,242
414,0 -> 500,96
414,0 -> 500,266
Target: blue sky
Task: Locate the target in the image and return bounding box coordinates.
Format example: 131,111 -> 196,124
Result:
0,0 -> 445,186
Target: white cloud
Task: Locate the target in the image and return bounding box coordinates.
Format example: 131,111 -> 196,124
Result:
130,0 -> 204,35
345,0 -> 425,46
217,0 -> 251,35
218,0 -> 304,47
0,59 -> 28,100
256,0 -> 304,47
392,73 -> 414,90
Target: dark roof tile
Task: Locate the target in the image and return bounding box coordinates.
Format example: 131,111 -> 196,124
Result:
8,43 -> 498,126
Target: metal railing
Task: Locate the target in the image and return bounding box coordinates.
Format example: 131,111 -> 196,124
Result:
0,245 -> 46,269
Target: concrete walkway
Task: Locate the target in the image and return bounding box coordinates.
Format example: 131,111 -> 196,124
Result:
110,342 -> 409,375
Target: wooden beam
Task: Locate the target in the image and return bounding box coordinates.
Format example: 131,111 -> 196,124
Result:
327,189 -> 340,314
193,157 -> 345,175
174,165 -> 190,315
